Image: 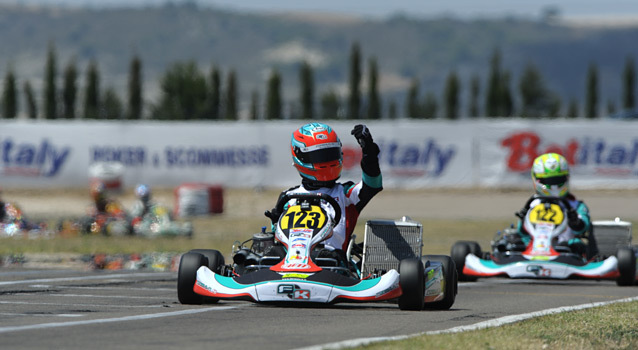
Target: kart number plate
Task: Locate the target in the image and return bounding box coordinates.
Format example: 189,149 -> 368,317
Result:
529,203 -> 563,225
279,205 -> 326,230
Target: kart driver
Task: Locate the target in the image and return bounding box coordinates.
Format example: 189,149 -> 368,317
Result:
507,153 -> 594,258
131,184 -> 155,220
263,123 -> 383,264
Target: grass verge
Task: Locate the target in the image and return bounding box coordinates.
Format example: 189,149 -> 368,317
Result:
357,300 -> 638,350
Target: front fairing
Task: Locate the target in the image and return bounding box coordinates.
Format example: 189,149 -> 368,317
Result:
194,266 -> 401,303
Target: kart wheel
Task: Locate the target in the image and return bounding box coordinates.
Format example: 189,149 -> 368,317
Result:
422,255 -> 457,310
398,258 -> 425,311
177,252 -> 206,304
451,241 -> 477,282
616,247 -> 637,286
190,249 -> 225,273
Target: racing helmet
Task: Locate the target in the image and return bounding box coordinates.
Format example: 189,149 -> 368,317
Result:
291,123 -> 343,186
135,184 -> 151,203
531,153 -> 570,197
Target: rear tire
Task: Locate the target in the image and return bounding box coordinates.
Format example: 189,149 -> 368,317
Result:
398,258 -> 425,311
451,241 -> 477,282
177,252 -> 206,304
616,247 -> 637,286
422,255 -> 457,310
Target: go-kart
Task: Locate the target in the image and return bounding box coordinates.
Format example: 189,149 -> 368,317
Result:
1,202 -> 52,239
451,195 -> 638,286
58,201 -> 132,237
132,204 -> 193,238
177,193 -> 457,310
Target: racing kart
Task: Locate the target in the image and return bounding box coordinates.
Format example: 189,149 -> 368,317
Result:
1,202 -> 52,239
451,195 -> 638,286
132,204 -> 193,238
177,193 -> 457,310
57,202 -> 132,237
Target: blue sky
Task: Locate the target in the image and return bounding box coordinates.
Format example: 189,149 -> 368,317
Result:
3,0 -> 638,19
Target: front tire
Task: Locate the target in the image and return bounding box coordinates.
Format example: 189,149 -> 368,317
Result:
451,241 -> 478,282
422,255 -> 457,310
189,249 -> 225,273
616,247 -> 637,286
177,252 -> 206,304
398,258 -> 425,311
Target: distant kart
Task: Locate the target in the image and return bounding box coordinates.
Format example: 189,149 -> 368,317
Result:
177,193 -> 457,310
58,202 -> 132,237
132,204 -> 193,238
0,203 -> 52,238
451,195 -> 638,286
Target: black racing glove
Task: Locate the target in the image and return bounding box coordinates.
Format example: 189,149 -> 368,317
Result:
264,207 -> 281,225
567,208 -> 584,231
351,124 -> 379,156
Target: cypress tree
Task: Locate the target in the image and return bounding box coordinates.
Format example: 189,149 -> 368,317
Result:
585,63 -> 599,119
485,48 -> 502,117
44,42 -> 58,119
623,55 -> 635,111
224,70 -> 238,120
62,59 -> 77,119
2,68 -> 17,119
468,75 -> 480,118
266,68 -> 282,120
128,55 -> 143,119
209,65 -> 221,119
84,60 -> 100,119
249,90 -> 260,120
406,79 -> 420,118
347,42 -> 361,119
444,70 -> 460,120
367,57 -> 381,120
102,87 -> 123,120
23,81 -> 37,119
500,71 -> 514,117
519,63 -> 547,118
299,61 -> 314,119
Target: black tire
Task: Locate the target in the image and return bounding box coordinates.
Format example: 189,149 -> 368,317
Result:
189,249 -> 225,273
466,241 -> 483,258
451,241 -> 477,282
177,252 -> 206,304
422,255 -> 457,310
616,247 -> 637,286
398,258 -> 425,311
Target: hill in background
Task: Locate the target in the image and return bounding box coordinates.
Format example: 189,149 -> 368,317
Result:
1,2 -> 637,118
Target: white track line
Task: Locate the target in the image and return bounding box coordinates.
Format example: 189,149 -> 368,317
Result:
0,306 -> 240,334
1,312 -> 82,318
30,284 -> 174,292
298,296 -> 638,350
0,272 -> 173,286
0,300 -> 164,308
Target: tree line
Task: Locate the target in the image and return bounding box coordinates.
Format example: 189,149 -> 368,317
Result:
1,41 -> 636,120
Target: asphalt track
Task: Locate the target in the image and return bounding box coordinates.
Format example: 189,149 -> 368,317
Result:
1,269 -> 637,350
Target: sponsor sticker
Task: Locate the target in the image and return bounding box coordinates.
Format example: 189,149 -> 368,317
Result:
277,284 -> 311,299
282,273 -> 310,279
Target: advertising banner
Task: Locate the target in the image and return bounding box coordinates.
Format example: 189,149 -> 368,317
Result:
1,119 -> 636,189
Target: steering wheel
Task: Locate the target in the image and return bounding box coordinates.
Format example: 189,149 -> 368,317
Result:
516,195 -> 570,219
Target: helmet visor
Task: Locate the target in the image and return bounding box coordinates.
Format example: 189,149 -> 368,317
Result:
538,175 -> 567,186
295,143 -> 342,164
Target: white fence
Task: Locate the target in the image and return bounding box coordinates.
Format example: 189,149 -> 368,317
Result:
1,119 -> 637,189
